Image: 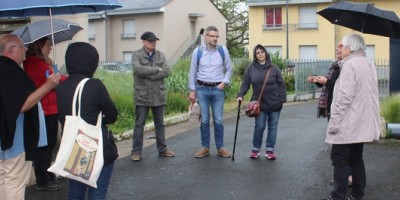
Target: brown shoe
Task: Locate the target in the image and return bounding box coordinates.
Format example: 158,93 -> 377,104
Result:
194,147 -> 209,158
159,149 -> 175,157
131,153 -> 141,161
217,148 -> 231,158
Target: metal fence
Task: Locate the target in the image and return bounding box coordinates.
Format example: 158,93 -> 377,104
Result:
98,60 -> 132,72
288,59 -> 390,98
98,58 -> 390,98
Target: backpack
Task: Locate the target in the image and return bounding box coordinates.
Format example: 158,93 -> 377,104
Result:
196,45 -> 225,67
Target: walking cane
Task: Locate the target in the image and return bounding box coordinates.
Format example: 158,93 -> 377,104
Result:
231,100 -> 241,161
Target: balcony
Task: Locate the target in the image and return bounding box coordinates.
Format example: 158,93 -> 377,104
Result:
121,33 -> 136,39
262,23 -> 318,31
295,23 -> 319,30
262,24 -> 283,31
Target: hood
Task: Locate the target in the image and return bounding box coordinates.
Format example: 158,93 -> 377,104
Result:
65,42 -> 99,77
252,44 -> 272,68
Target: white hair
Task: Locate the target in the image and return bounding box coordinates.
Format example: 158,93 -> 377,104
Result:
342,34 -> 366,52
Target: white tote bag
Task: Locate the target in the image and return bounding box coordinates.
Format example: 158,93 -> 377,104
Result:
48,78 -> 104,188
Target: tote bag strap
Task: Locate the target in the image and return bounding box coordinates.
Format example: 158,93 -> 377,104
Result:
71,78 -> 103,127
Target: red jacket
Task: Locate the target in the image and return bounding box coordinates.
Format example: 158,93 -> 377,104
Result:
24,56 -> 65,116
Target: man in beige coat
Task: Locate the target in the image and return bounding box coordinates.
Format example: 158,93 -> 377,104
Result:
325,34 -> 380,200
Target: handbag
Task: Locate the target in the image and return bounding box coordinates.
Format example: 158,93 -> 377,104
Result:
245,67 -> 272,117
48,78 -> 104,188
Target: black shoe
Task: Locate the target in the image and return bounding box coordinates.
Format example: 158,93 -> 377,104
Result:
36,181 -> 62,191
347,196 -> 363,200
52,176 -> 66,184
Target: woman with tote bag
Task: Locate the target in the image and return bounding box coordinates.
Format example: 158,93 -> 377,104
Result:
56,42 -> 118,200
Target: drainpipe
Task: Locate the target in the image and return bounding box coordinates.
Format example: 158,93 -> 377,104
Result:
286,0 -> 289,59
104,11 -> 109,61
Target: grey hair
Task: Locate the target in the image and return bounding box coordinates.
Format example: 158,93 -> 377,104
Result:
342,34 -> 366,52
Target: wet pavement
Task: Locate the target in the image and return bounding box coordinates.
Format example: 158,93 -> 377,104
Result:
25,101 -> 400,200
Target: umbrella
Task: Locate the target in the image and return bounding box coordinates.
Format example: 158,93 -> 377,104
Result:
317,1 -> 400,38
0,0 -> 122,17
11,19 -> 83,45
0,0 -> 122,73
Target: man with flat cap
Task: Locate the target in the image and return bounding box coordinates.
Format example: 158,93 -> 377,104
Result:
130,31 -> 175,161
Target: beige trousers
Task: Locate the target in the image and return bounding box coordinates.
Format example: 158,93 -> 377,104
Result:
0,152 -> 32,200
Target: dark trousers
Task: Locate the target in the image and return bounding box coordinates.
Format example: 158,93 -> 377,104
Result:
131,105 -> 167,153
34,114 -> 59,184
331,143 -> 366,200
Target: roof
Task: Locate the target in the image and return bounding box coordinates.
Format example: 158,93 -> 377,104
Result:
89,0 -> 172,18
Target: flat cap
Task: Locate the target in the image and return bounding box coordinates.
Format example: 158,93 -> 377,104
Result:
140,31 -> 159,41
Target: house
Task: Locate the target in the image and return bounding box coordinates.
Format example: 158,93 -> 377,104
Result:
245,0 -> 400,61
88,0 -> 228,65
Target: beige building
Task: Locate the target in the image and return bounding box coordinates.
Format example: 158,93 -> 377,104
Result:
246,0 -> 400,60
88,0 -> 227,65
0,0 -> 227,69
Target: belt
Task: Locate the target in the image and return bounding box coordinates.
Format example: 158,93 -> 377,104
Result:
197,80 -> 221,87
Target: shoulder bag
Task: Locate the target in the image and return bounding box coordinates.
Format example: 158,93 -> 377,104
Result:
245,67 -> 272,117
48,78 -> 104,188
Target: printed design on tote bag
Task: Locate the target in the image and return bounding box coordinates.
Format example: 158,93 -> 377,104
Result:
64,129 -> 99,180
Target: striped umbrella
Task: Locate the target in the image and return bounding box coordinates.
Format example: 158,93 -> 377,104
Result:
11,19 -> 83,45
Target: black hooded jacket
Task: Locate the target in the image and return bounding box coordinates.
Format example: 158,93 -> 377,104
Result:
56,42 -> 118,165
237,46 -> 287,112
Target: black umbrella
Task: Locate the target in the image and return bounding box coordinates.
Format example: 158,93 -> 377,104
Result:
317,1 -> 400,38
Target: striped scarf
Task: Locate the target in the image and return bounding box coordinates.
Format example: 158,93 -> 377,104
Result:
317,61 -> 339,118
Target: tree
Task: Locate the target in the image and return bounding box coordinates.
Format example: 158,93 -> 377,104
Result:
211,0 -> 249,57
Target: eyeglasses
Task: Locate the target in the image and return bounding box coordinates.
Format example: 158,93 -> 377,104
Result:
12,44 -> 26,48
207,34 -> 220,39
256,51 -> 265,55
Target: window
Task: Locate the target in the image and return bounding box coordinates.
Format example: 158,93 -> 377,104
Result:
299,45 -> 317,60
122,51 -> 133,71
265,46 -> 282,56
121,20 -> 136,39
264,8 -> 282,29
123,51 -> 133,62
88,22 -> 96,40
365,45 -> 375,61
298,5 -> 318,29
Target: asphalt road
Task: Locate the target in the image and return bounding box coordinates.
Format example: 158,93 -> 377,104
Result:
25,101 -> 400,200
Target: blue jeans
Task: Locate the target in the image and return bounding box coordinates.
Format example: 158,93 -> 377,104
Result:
252,111 -> 281,152
196,85 -> 225,149
131,105 -> 167,154
67,161 -> 115,200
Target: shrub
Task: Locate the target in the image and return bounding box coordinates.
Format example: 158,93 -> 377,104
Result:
269,51 -> 287,70
381,93 -> 400,123
94,71 -> 135,133
232,57 -> 251,79
284,74 -> 295,93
